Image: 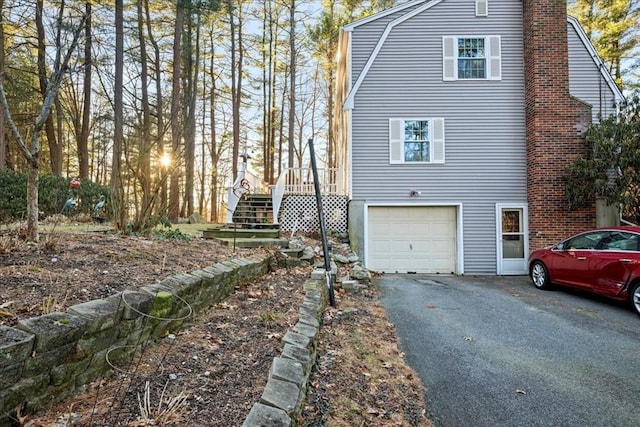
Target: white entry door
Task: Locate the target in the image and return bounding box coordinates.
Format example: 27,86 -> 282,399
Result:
496,205 -> 528,275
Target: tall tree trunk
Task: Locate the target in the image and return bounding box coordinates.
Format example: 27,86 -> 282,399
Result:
37,0 -> 62,175
228,0 -> 240,181
54,94 -> 63,172
183,6 -> 200,218
199,70 -> 206,216
145,0 -> 167,216
327,70 -> 335,168
265,0 -> 280,185
209,33 -> 219,223
261,2 -> 269,183
278,71 -> 288,177
26,153 -> 39,239
78,1 -> 91,179
112,0 -> 125,228
0,0 -> 5,170
169,0 -> 184,221
287,0 -> 296,169
261,0 -> 278,185
134,0 -> 152,230
269,9 -> 279,182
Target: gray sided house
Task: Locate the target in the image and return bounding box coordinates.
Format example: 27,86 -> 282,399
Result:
334,0 -> 624,275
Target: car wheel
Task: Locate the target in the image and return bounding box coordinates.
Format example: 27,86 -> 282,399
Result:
629,282 -> 640,317
530,261 -> 552,290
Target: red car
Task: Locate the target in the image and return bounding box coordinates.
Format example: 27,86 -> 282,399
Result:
528,226 -> 640,317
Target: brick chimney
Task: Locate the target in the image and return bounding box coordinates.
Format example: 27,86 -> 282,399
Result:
523,0 -> 594,251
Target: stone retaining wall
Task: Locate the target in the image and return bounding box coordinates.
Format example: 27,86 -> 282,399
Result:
242,269 -> 330,426
0,254 -> 277,425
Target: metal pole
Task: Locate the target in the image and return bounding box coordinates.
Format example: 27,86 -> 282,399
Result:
308,138 -> 336,307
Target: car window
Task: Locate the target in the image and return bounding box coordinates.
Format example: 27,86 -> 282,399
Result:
565,232 -> 608,250
599,232 -> 640,251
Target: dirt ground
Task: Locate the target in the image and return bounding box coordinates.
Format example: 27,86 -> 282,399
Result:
0,223 -> 430,426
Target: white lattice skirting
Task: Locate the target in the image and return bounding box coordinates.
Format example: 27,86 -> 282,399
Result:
278,195 -> 348,234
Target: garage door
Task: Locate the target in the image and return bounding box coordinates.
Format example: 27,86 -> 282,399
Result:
368,206 -> 457,273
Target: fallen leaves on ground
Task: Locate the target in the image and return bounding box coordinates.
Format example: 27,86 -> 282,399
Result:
1,229 -> 431,426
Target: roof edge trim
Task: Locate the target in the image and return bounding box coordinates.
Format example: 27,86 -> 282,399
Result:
567,15 -> 625,103
344,0 -> 442,110
343,0 -> 429,32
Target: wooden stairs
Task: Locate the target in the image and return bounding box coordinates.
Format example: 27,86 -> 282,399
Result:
202,194 -> 288,248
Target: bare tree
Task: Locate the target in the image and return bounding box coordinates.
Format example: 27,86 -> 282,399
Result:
169,0 -> 184,221
128,0 -> 153,232
227,0 -> 246,181
260,0 -> 282,185
36,0 -> 66,176
182,3 -> 203,218
78,0 -> 91,179
145,0 -> 168,217
0,0 -> 5,169
0,6 -> 86,241
287,0 -> 296,169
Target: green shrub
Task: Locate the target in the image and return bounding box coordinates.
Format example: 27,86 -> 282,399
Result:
0,169 -> 28,220
153,226 -> 191,242
0,170 -> 111,220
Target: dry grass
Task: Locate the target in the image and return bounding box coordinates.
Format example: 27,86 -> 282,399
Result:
134,381 -> 189,426
0,234 -> 29,253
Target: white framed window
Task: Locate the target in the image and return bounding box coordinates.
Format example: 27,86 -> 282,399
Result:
443,35 -> 501,81
476,0 -> 488,17
389,118 -> 445,164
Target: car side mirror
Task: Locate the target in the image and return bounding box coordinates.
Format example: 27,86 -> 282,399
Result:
555,243 -> 565,250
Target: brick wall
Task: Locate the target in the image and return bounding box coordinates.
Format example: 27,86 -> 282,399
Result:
523,0 -> 595,251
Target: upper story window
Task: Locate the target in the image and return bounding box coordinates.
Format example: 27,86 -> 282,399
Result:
389,118 -> 445,164
458,38 -> 486,79
443,36 -> 501,81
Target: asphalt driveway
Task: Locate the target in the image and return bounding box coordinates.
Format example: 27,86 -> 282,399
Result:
375,274 -> 640,427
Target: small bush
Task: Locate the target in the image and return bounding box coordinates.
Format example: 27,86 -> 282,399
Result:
0,170 -> 111,220
153,227 -> 191,242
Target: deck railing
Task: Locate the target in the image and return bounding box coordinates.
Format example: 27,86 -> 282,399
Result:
227,167 -> 340,225
271,167 -> 339,224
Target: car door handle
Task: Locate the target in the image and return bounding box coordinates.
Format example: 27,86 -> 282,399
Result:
619,259 -> 632,263
577,257 -> 587,260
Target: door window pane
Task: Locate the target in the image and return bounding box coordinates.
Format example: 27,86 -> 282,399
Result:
502,210 -> 521,233
501,209 -> 524,259
503,235 -> 524,258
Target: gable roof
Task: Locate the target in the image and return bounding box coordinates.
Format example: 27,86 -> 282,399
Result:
567,15 -> 625,104
342,0 -> 435,32
342,1 -> 624,110
343,0 -> 441,109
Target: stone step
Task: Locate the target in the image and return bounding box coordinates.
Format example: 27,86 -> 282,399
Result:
214,237 -> 289,248
202,227 -> 280,239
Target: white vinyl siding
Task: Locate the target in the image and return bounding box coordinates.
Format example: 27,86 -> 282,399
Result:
443,35 -> 501,81
389,118 -> 445,164
476,0 -> 488,17
348,0 -> 526,274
